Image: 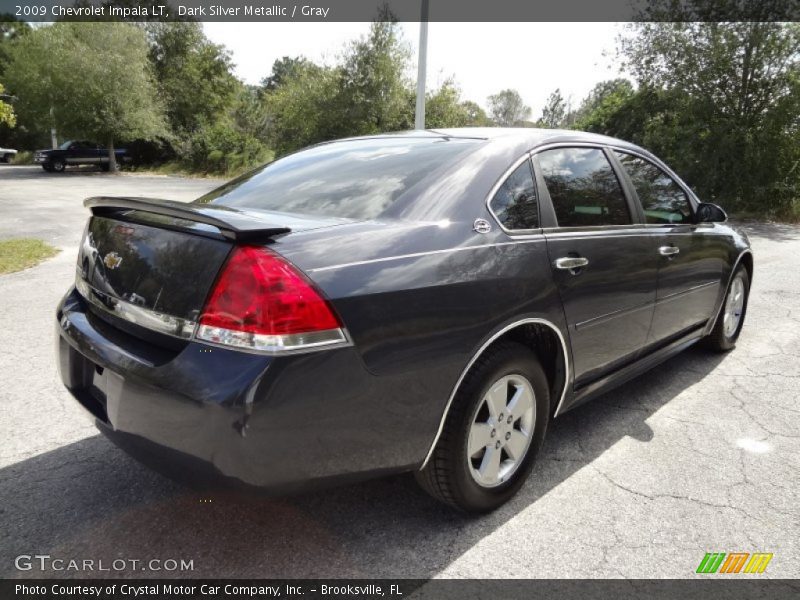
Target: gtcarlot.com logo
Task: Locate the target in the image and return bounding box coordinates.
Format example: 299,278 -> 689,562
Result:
696,552 -> 773,574
14,554 -> 194,572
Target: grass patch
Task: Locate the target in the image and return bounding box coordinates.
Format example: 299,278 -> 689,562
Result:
0,239 -> 60,274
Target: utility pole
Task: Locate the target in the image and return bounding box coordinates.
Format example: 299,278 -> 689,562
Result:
414,0 -> 429,130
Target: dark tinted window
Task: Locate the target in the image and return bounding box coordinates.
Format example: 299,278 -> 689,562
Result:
489,160 -> 538,230
538,147 -> 631,227
197,137 -> 482,220
614,151 -> 692,224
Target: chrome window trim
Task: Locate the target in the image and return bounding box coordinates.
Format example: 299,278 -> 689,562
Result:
484,152 -> 543,236
528,141 -> 702,224
419,317 -> 570,470
604,145 -> 701,213
532,142 -> 640,229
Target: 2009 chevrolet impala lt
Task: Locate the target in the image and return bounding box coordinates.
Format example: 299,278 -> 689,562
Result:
56,128 -> 752,512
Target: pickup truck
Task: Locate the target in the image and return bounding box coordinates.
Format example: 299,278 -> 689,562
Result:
34,140 -> 128,172
0,146 -> 16,163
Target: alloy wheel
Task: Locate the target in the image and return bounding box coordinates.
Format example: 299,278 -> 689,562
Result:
723,273 -> 746,338
467,374 -> 535,488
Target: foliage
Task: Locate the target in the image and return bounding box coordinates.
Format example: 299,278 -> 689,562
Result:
265,21 -> 414,155
0,82 -> 14,127
613,21 -> 800,217
144,22 -> 238,136
261,56 -> 315,92
11,150 -> 32,164
180,118 -> 273,175
0,13 -> 30,78
425,79 -> 473,128
0,239 -> 59,274
487,89 -> 531,126
3,22 -> 166,167
539,88 -> 567,128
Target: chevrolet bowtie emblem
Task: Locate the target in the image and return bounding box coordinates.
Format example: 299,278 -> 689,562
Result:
103,252 -> 123,270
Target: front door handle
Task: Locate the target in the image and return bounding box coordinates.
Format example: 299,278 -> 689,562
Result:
555,257 -> 589,272
659,245 -> 680,257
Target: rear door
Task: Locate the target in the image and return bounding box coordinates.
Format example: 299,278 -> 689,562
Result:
611,150 -> 725,344
535,145 -> 659,387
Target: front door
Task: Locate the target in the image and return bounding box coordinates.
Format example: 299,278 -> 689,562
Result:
535,146 -> 659,387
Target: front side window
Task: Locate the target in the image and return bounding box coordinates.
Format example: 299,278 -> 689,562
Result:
614,151 -> 692,224
489,160 -> 538,230
537,147 -> 631,227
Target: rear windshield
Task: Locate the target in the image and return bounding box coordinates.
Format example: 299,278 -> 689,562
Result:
196,137 -> 482,220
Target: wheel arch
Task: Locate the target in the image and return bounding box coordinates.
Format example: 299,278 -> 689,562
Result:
419,317 -> 570,470
705,248 -> 753,335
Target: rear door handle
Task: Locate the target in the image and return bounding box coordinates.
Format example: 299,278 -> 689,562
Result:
659,245 -> 680,257
555,257 -> 589,271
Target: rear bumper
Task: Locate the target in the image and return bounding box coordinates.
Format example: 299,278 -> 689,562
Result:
56,287 -> 424,492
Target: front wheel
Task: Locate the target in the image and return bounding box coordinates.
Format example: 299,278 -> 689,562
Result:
51,159 -> 65,172
416,341 -> 550,512
703,267 -> 750,352
1,153 -> 11,163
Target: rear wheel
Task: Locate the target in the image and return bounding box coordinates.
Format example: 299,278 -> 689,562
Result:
2,153 -> 11,163
703,266 -> 750,352
416,341 -> 549,512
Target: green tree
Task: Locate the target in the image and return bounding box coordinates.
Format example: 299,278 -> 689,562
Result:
4,22 -> 166,169
424,79 -> 471,128
0,82 -> 14,127
266,21 -> 413,154
337,20 -> 413,135
539,88 -> 567,128
461,100 -> 491,126
0,13 -> 30,78
145,22 -> 238,135
618,21 -> 800,216
572,78 -> 634,126
261,56 -> 315,92
487,89 -> 530,126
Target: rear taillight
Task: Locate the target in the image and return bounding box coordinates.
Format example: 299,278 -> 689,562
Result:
196,246 -> 347,353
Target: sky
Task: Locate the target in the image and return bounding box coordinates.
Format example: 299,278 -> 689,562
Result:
203,22 -> 627,118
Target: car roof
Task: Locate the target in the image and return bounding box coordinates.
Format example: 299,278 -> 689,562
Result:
339,127 -> 645,155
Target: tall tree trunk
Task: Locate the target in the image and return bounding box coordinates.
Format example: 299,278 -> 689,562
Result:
108,138 -> 117,172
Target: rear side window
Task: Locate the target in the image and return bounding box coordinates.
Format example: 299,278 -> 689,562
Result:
614,151 -> 692,224
489,160 -> 539,230
537,147 -> 631,227
196,137 -> 482,220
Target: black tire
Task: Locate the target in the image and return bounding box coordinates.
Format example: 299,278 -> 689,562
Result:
2,154 -> 11,163
51,159 -> 65,172
42,164 -> 54,172
416,341 -> 550,512
703,266 -> 750,352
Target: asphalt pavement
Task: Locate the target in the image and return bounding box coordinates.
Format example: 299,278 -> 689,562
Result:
0,165 -> 798,579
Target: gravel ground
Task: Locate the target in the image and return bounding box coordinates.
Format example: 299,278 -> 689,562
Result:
0,165 -> 798,579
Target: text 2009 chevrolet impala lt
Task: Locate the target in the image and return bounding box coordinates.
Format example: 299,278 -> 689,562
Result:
56,129 -> 752,512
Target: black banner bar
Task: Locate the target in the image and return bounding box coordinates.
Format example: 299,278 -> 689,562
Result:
1,0 -> 799,23
3,579 -> 800,600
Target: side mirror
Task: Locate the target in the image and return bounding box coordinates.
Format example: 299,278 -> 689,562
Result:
695,202 -> 727,223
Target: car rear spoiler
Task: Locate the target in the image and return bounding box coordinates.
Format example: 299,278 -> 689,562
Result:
85,196 -> 291,242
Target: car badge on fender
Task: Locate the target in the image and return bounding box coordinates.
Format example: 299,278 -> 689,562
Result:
473,218 -> 492,234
